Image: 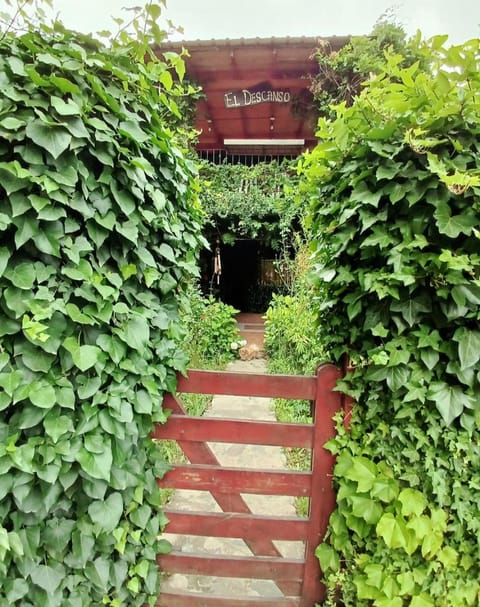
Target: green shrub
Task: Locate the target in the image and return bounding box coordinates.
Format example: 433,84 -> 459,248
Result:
265,293 -> 326,379
182,289 -> 241,367
303,36 -> 480,606
0,23 -> 203,607
265,241 -> 326,384
264,245 -> 326,518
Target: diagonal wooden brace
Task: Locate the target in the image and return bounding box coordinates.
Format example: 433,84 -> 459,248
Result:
156,393 -> 303,596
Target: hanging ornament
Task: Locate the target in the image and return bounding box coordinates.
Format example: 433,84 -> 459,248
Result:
213,239 -> 222,285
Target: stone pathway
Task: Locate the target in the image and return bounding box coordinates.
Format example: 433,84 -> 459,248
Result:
159,357 -> 306,601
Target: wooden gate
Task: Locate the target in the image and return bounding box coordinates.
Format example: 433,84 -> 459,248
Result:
152,363 -> 343,607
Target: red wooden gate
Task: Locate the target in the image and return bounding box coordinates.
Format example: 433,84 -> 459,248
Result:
152,363 -> 343,607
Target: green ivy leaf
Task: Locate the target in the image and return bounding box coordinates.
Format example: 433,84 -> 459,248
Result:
25,121 -> 72,159
0,370 -> 23,396
157,539 -> 172,554
30,564 -> 64,594
0,116 -> 26,130
17,405 -> 46,429
117,314 -> 150,352
385,365 -> 410,391
129,504 -> 152,529
114,220 -> 138,246
84,556 -> 110,591
349,496 -> 383,524
454,329 -> 480,369
158,242 -> 176,263
398,489 -> 427,517
20,344 -> 55,373
88,492 -> 123,532
119,120 -> 149,143
419,348 -> 439,371
6,578 -> 29,602
43,412 -> 74,443
345,456 -> 377,492
376,513 -> 408,550
70,530 -> 95,568
370,477 -> 399,502
77,376 -> 101,400
77,446 -> 112,481
4,263 -> 36,289
410,593 -> 435,606
43,518 -> 76,554
315,543 -> 340,573
96,334 -> 127,364
65,303 -> 95,326
0,246 -> 10,277
49,74 -> 81,95
434,201 -> 477,238
427,382 -> 475,425
50,96 -> 81,116
159,272 -> 176,294
111,181 -> 136,216
63,337 -> 101,371
28,381 -> 56,409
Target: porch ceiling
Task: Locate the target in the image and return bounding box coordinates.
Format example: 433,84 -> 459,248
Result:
157,36 -> 349,154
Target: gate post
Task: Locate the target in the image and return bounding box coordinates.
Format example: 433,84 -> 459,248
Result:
301,364 -> 343,607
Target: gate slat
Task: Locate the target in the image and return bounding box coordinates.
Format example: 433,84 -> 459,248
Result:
160,394 -> 293,564
164,509 -> 309,541
160,393 -> 297,571
153,416 -> 314,448
177,369 -> 316,400
157,592 -> 300,606
158,552 -> 304,580
158,464 -> 312,496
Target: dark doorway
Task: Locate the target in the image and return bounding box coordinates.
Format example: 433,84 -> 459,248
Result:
200,238 -> 282,313
219,239 -> 259,311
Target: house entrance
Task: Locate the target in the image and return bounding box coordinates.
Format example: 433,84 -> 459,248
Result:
219,239 -> 259,311
202,239 -> 281,313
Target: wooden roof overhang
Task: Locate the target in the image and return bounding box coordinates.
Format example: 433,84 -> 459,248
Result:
157,36 -> 348,156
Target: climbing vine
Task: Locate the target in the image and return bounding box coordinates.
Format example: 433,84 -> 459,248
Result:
198,159 -> 301,250
302,35 -> 480,606
311,12 -> 424,117
0,7 -> 204,606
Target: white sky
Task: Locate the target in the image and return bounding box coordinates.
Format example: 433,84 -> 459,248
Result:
2,0 -> 479,44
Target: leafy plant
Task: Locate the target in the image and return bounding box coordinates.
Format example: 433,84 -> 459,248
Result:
302,35 -> 480,606
181,287 -> 241,367
265,239 -> 325,380
264,242 -> 326,515
0,10 -> 204,607
311,11 -> 423,117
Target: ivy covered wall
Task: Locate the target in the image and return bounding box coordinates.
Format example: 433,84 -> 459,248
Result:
0,17 -> 204,607
303,36 -> 480,606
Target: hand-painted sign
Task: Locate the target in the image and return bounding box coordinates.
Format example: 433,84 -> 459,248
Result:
224,85 -> 291,108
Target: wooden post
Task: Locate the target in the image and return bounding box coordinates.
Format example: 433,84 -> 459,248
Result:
301,364 -> 343,607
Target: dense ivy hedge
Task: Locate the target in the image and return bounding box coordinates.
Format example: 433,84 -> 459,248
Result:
0,26 -> 203,607
303,37 -> 480,606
